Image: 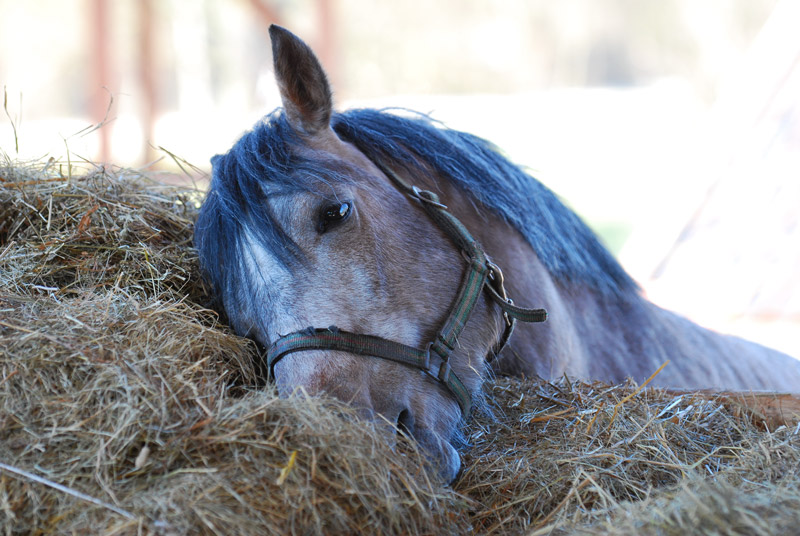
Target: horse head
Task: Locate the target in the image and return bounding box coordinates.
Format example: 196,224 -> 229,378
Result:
195,26 -> 544,481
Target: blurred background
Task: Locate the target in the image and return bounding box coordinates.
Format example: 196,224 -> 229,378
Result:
1,0 -> 798,357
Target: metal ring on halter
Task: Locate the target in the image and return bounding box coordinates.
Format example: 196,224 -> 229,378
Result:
487,261 -> 513,328
411,185 -> 449,210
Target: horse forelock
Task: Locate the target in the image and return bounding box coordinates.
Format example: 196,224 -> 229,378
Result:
331,108 -> 640,300
195,110 -> 361,312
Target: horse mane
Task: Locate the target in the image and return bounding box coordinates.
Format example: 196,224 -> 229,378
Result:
194,108 -> 639,314
332,108 -> 639,299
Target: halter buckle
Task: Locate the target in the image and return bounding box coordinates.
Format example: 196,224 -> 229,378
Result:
487,261 -> 513,328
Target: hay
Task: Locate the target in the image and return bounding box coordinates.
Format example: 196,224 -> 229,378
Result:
458,378 -> 800,534
2,158 -> 799,535
0,159 -> 205,304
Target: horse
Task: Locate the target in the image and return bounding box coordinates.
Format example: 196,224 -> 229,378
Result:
194,25 -> 800,482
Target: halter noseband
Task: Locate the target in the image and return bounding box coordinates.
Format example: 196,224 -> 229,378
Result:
266,160 -> 547,417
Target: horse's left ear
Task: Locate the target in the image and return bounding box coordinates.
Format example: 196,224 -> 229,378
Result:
269,25 -> 333,136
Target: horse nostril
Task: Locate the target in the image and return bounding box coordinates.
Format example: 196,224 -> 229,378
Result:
396,408 -> 415,437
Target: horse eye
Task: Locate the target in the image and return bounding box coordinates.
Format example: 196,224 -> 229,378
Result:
318,202 -> 352,233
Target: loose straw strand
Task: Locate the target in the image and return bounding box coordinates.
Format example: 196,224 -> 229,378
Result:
606,360 -> 670,431
0,461 -> 136,520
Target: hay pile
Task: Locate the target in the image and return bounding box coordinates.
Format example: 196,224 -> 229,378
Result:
463,379 -> 800,535
2,158 -> 799,535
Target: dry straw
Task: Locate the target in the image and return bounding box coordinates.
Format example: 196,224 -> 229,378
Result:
1,158 -> 798,535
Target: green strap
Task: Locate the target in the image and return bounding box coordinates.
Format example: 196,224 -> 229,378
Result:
376,163 -> 490,362
430,253 -> 488,358
268,328 -> 429,370
267,327 -> 473,415
485,284 -> 548,323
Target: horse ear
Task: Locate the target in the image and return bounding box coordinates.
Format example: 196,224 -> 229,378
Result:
269,25 -> 333,136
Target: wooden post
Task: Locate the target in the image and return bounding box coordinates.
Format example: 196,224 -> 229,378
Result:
316,0 -> 339,93
664,389 -> 800,430
91,0 -> 111,163
138,0 -> 157,164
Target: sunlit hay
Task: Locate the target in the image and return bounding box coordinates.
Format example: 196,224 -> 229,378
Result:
0,159 -> 208,305
2,158 -> 799,535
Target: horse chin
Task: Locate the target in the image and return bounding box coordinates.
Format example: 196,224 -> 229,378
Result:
438,440 -> 462,484
411,425 -> 462,484
271,355 -> 465,483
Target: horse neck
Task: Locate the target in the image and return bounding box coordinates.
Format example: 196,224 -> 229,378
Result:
429,174 -> 800,390
541,279 -> 800,391
423,173 -> 593,376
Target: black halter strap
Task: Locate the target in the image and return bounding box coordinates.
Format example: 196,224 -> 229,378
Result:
266,161 -> 547,417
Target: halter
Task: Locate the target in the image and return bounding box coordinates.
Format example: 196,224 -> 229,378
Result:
266,160 -> 547,417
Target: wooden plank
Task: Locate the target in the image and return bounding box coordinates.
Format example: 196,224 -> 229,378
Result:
91,0 -> 111,163
664,389 -> 800,429
138,0 -> 157,164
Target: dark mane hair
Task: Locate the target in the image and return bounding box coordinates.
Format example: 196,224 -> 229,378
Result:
194,108 -> 638,314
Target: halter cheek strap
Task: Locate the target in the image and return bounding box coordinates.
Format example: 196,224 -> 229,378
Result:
266,162 -> 547,417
